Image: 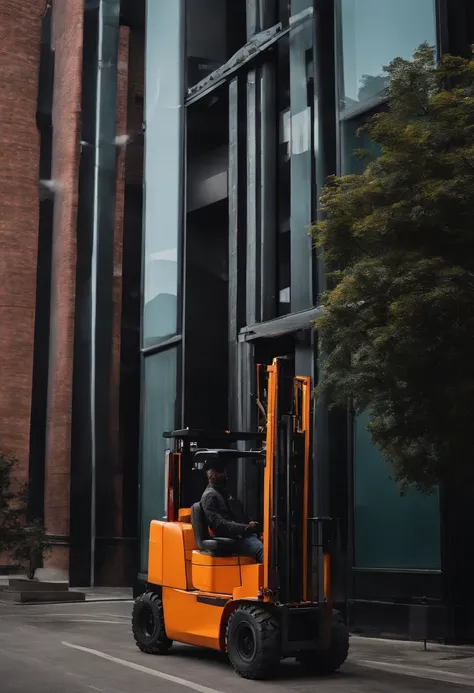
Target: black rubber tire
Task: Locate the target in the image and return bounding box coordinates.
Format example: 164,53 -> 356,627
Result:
297,611 -> 349,675
132,591 -> 173,655
226,604 -> 280,680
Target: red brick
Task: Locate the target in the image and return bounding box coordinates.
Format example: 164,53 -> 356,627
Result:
43,0 -> 84,574
0,2 -> 44,482
125,30 -> 144,186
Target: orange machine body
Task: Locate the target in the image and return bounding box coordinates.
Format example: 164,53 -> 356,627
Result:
148,517 -> 263,651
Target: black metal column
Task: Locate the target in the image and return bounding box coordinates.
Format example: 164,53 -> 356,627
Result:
29,4 -> 54,524
239,0 -> 278,510
312,0 -> 337,520
259,1 -> 278,322
245,0 -> 278,325
70,0 -> 120,586
314,0 -> 350,612
229,76 -> 247,428
246,66 -> 260,326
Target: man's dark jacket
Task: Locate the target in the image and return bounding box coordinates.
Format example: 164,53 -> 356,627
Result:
201,484 -> 251,539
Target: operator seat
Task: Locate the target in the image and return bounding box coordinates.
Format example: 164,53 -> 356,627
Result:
191,502 -> 236,557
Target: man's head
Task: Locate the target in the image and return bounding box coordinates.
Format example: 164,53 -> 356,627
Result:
206,467 -> 227,486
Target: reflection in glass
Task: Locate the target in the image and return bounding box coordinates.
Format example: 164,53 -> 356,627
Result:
276,2 -> 315,315
140,349 -> 177,571
143,0 -> 184,348
354,413 -> 441,570
339,0 -> 436,112
343,106 -> 442,570
186,0 -> 246,89
341,112 -> 382,175
289,0 -> 314,312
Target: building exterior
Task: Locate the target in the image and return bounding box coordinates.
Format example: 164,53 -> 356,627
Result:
1,0 -> 474,639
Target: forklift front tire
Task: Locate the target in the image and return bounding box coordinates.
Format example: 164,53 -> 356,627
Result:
297,611 -> 349,675
226,605 -> 280,680
132,591 -> 173,655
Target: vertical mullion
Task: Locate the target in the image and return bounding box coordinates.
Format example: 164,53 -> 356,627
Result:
259,58 -> 277,322
289,2 -> 314,313
246,68 -> 260,325
229,76 -> 247,427
260,0 -> 278,322
312,0 -> 336,522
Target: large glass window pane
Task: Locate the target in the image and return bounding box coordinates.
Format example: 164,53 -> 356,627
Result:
343,110 -> 441,571
289,0 -> 314,313
354,413 -> 441,570
143,0 -> 184,348
140,349 -> 177,572
275,3 -> 315,315
339,0 -> 437,113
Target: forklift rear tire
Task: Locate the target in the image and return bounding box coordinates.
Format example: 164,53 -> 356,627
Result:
297,611 -> 349,675
132,592 -> 173,655
226,604 -> 280,680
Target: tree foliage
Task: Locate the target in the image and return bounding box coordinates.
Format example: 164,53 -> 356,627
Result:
313,44 -> 474,492
0,452 -> 51,578
0,453 -> 28,552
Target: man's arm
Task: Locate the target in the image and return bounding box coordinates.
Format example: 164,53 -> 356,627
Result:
201,494 -> 249,539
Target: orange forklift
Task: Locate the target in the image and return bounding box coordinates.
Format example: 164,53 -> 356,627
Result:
131,357 -> 349,679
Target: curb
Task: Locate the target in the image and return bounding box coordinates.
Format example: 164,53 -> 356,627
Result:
352,658 -> 474,688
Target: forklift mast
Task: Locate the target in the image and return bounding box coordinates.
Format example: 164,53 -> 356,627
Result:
262,357 -> 330,606
164,357 -> 333,609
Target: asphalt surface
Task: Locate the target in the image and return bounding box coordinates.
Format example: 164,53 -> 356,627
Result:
0,600 -> 468,693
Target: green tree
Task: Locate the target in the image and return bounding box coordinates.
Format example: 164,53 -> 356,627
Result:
313,44 -> 474,492
0,453 -> 28,553
0,452 -> 51,578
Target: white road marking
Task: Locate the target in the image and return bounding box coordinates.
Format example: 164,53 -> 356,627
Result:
62,642 -> 226,693
64,619 -> 128,625
29,612 -> 130,620
359,659 -> 474,687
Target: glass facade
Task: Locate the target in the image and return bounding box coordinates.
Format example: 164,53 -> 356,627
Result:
341,112 -> 381,175
289,0 -> 314,313
354,414 -> 441,570
139,0 -> 450,620
143,0 -> 184,348
140,348 -> 177,571
338,0 -> 437,113
337,0 -> 441,572
277,38 -> 291,315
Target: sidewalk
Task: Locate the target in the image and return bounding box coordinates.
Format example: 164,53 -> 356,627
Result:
70,586 -> 132,601
0,576 -> 132,602
350,635 -> 474,688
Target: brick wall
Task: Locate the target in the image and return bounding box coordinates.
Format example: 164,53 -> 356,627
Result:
43,0 -> 84,576
0,2 -> 44,478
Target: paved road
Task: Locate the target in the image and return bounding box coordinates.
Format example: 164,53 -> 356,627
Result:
0,600 -> 467,693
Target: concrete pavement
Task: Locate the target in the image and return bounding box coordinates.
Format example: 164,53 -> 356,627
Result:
0,600 -> 472,692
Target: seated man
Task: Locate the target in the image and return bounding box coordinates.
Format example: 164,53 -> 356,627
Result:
201,465 -> 263,563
